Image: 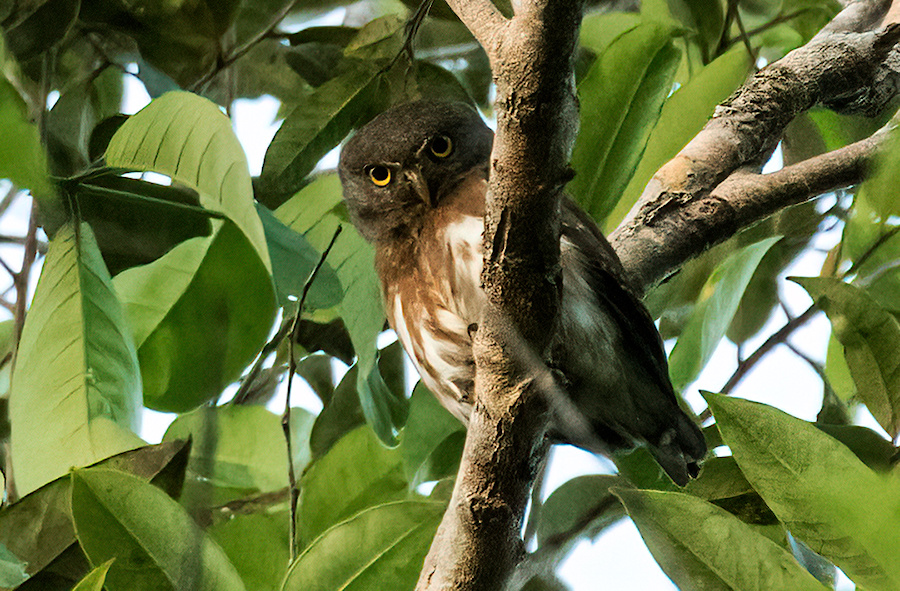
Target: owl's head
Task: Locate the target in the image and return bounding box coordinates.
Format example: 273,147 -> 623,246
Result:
338,101 -> 493,243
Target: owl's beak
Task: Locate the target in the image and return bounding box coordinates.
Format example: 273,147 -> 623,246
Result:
405,167 -> 434,208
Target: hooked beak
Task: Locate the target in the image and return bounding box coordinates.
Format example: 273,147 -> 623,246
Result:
404,166 -> 434,208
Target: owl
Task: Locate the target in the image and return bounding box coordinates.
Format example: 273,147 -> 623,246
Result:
338,101 -> 706,485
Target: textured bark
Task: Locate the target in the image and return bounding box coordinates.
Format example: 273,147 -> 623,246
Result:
417,0 -> 900,589
611,1 -> 900,294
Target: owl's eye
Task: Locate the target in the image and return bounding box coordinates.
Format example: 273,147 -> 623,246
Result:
367,165 -> 392,187
429,135 -> 454,158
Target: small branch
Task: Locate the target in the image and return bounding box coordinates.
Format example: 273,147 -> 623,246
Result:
191,0 -> 303,92
282,225 -> 341,560
443,0 -> 507,59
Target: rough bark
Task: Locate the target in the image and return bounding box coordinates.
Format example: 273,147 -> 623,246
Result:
417,0 -> 900,589
611,1 -> 900,294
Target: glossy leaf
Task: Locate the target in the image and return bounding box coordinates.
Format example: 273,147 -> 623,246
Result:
400,384 -> 465,484
297,425 -> 407,550
255,202 -> 342,310
706,393 -> 900,590
570,20 -> 682,223
609,46 -> 753,231
793,276 -> 900,438
209,510 -> 290,591
10,222 -> 143,495
309,364 -> 367,458
0,52 -> 53,202
114,221 -> 275,411
104,91 -> 269,265
276,175 -> 393,443
616,488 -> 828,591
105,93 -> 275,411
668,236 -> 780,391
282,500 -> 445,591
71,559 -> 114,591
536,475 -> 625,547
261,60 -> 384,197
0,543 -> 28,587
71,468 -> 245,591
162,405 -> 303,506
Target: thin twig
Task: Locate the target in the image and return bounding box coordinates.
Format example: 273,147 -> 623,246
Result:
190,0 -> 304,92
283,225 -> 342,559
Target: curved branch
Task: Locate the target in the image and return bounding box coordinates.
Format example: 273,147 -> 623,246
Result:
611,4 -> 900,293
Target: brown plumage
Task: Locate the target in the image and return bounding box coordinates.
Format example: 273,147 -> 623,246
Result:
338,101 -> 706,485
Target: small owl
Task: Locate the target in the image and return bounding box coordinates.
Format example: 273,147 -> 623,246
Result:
338,101 -> 706,485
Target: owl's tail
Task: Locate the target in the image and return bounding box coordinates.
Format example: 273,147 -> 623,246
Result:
648,414 -> 707,486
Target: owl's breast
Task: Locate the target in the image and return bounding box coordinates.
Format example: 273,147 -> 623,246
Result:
379,213 -> 485,424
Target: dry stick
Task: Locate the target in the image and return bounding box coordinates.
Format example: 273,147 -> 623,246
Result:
283,225 -> 342,560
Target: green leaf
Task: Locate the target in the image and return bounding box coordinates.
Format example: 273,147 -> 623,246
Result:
536,475 -> 625,547
570,21 -> 682,223
615,488 -> 829,591
0,441 -> 190,580
0,543 -> 29,587
309,364 -> 366,458
298,425 -> 407,550
10,222 -> 143,495
281,500 -> 445,591
276,176 -> 393,443
668,236 -> 780,391
72,559 -> 115,591
105,91 -> 276,411
162,405 -> 301,506
4,0 -> 79,62
705,393 -> 900,590
209,510 -> 290,591
71,468 -> 246,591
609,46 -> 753,231
114,221 -> 275,411
399,384 -> 465,484
260,60 -> 385,197
0,50 -> 54,201
255,202 -> 342,310
792,276 -> 900,438
105,91 -> 270,267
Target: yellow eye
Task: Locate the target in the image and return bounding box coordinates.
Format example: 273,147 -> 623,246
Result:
430,135 -> 453,158
367,165 -> 391,187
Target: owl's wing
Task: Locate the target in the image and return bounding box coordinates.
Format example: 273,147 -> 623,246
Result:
559,197 -> 706,484
559,197 -> 673,397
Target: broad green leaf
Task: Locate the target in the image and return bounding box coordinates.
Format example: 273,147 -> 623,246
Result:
71,468 -> 245,591
825,333 -> 855,401
536,475 -> 624,547
282,500 -> 445,591
163,405 -> 303,506
570,21 -> 682,223
10,222 -> 143,495
114,221 -> 275,411
297,425 -> 407,550
792,277 -> 900,438
705,393 -> 900,590
0,543 -> 28,587
309,364 -> 366,458
668,0 -> 725,61
105,91 -> 269,267
668,236 -> 780,391
400,384 -> 464,484
255,202 -> 342,310
683,456 -> 778,528
209,510 -> 290,591
616,488 -> 828,591
815,424 -> 897,472
0,441 -> 190,579
72,559 -> 115,591
276,176 -> 393,444
609,46 -> 753,232
579,12 -> 642,55
0,45 -> 54,204
261,60 -> 384,197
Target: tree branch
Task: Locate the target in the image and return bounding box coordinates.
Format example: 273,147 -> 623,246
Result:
416,0 -> 582,588
611,2 -> 900,293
